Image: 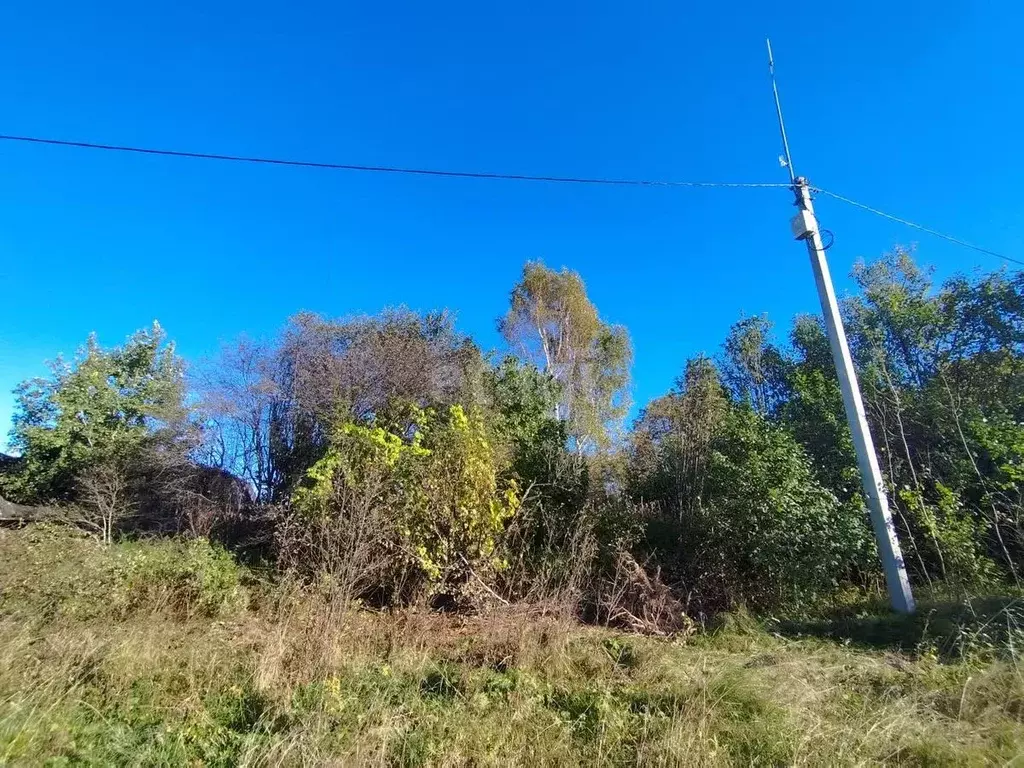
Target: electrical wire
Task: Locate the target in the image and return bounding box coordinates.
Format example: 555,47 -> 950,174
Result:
0,132 -> 1018,266
0,134 -> 792,190
819,228 -> 835,251
813,186 -> 1024,267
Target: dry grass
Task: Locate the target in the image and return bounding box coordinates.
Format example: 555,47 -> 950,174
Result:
1,525 -> 1023,765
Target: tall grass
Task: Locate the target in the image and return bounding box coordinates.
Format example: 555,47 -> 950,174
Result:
1,525 -> 1023,766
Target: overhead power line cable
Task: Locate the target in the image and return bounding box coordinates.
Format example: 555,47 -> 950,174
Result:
0,133 -> 791,190
813,186 -> 1024,267
0,133 -> 1017,266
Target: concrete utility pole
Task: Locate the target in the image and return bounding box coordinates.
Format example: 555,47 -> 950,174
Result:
768,40 -> 915,614
790,179 -> 915,614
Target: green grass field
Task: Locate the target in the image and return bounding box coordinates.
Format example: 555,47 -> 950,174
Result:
2,525 -> 1023,766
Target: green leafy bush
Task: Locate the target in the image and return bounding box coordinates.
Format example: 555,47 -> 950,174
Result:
112,537 -> 248,617
409,404 -> 520,588
0,525 -> 247,621
288,404 -> 519,601
630,359 -> 871,611
694,407 -> 872,608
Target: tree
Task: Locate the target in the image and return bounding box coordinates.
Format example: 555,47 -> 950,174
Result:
499,262 -> 631,452
193,338 -> 279,503
696,407 -> 872,608
282,308 -> 483,425
485,357 -> 584,505
779,315 -> 860,500
629,356 -> 726,522
77,458 -> 136,544
4,323 -> 187,504
720,314 -> 788,416
196,309 -> 486,504
630,356 -> 870,610
283,417 -> 419,603
841,249 -> 1018,585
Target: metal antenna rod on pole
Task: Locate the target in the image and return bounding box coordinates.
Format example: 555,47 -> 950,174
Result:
767,39 -> 795,183
765,40 -> 915,614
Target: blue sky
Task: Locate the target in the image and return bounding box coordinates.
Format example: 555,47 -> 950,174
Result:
1,1 -> 1022,446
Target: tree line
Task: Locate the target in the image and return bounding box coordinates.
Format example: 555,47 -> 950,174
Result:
3,250 -> 1022,625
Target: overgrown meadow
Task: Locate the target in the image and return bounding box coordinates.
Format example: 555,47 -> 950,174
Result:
2,251 -> 1024,764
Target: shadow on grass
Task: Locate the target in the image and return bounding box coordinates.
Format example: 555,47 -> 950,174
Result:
773,594 -> 1024,660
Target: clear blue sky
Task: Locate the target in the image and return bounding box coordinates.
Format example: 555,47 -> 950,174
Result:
1,1 -> 1022,446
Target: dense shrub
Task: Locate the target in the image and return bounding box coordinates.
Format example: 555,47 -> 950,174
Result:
112,537 -> 248,617
0,525 -> 247,621
630,362 -> 872,612
285,404 -> 519,603
693,408 -> 872,608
